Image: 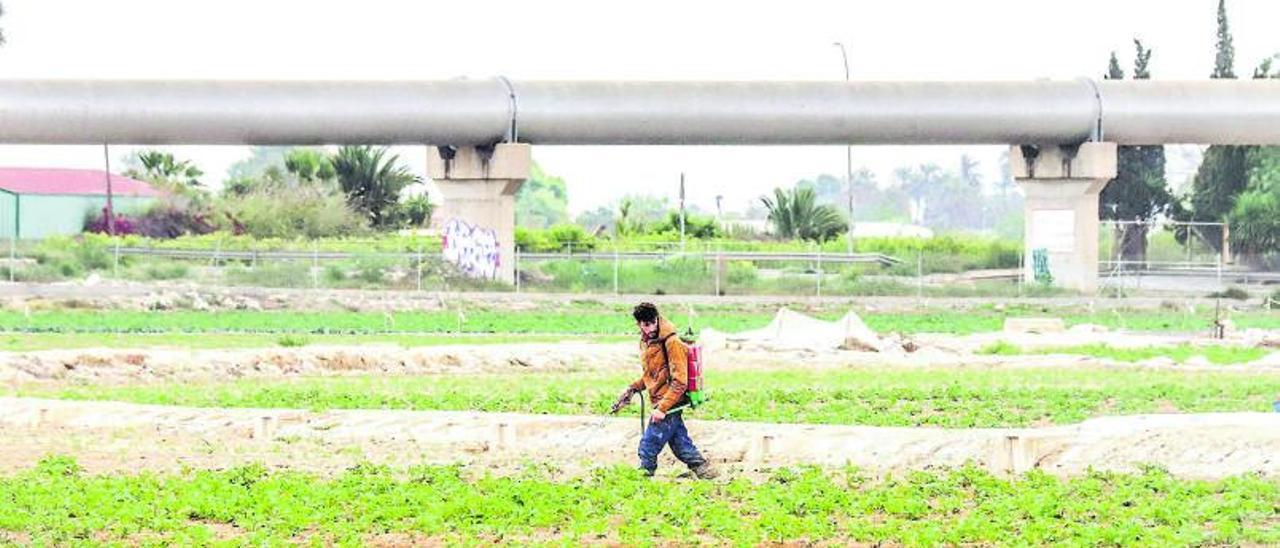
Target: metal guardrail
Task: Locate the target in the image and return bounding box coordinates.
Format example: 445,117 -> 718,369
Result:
113,247 -> 422,261
112,247 -> 903,267
520,250 -> 901,267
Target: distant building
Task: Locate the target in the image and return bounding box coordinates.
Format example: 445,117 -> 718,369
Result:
0,168 -> 162,239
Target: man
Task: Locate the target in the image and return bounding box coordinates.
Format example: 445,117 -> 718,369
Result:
614,302 -> 718,479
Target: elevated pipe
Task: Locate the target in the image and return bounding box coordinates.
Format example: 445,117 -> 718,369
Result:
0,79 -> 1276,145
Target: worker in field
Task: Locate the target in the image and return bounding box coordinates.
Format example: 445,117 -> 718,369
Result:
612,302 -> 719,479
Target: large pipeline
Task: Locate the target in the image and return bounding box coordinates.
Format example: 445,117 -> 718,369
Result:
0,78 -> 1275,145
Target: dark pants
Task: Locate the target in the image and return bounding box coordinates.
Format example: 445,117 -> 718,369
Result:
638,411 -> 706,473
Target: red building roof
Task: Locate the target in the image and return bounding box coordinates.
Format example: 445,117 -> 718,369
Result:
0,168 -> 162,197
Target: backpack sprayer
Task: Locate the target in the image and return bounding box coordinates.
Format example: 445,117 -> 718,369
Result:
610,326 -> 707,433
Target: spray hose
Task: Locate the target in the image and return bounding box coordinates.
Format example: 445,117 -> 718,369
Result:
638,392 -> 646,435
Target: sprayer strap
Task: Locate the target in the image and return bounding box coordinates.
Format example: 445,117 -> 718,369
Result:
658,333 -> 673,369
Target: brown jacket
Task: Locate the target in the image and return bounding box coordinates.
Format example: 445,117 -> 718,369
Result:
629,317 -> 689,412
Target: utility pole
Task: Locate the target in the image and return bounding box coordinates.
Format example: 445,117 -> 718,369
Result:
102,143 -> 115,235
833,42 -> 854,254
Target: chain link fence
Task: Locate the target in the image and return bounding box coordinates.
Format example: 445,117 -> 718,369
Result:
7,230 -> 1280,299
1099,220 -> 1240,295
0,236 -> 1057,299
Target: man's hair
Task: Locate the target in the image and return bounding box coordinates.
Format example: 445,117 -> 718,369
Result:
632,302 -> 659,323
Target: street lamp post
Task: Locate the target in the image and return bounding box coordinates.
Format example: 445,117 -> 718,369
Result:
833,42 -> 854,255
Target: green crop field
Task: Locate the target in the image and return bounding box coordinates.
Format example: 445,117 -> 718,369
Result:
26,368 -> 1280,428
2,457 -> 1277,546
0,332 -> 626,352
5,299 -> 1280,546
0,305 -> 1274,337
980,342 -> 1270,365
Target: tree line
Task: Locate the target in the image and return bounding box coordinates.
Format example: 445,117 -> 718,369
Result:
1105,0 -> 1280,265
89,146 -> 431,239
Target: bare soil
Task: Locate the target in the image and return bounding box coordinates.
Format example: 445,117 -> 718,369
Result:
1,397 -> 1276,480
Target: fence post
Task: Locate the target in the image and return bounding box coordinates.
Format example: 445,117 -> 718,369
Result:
613,246 -> 620,295
1017,249 -> 1024,298
1222,223 -> 1232,264
7,236 -> 13,283
1186,227 -> 1192,265
1216,239 -> 1223,287
113,239 -> 120,278
417,242 -> 424,292
515,248 -> 522,294
916,248 -> 923,302
816,244 -> 824,298
714,244 -> 722,297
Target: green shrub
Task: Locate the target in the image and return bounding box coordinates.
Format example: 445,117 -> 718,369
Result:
0,264 -> 66,282
276,334 -> 310,347
353,257 -> 391,285
324,264 -> 346,283
142,263 -> 190,281
1209,287 -> 1250,300
726,261 -> 758,285
224,263 -> 312,288
651,212 -> 723,239
218,188 -> 369,239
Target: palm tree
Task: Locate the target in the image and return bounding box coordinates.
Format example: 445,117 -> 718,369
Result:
132,150 -> 204,187
760,186 -> 846,242
615,198 -> 635,237
284,148 -> 336,183
330,146 -> 420,229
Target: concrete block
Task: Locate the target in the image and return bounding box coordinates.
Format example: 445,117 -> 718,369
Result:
254,415 -> 277,439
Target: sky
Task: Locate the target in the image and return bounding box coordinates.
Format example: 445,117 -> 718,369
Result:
0,0 -> 1274,215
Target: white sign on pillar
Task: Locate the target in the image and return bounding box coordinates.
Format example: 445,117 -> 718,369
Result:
1030,210 -> 1075,252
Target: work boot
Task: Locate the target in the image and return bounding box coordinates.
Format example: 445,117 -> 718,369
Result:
690,462 -> 719,480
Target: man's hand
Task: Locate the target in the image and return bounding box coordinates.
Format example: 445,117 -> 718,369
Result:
650,408 -> 666,423
610,387 -> 638,415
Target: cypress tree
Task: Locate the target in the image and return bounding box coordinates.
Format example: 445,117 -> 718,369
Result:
1186,0 -> 1248,249
1100,40 -> 1170,264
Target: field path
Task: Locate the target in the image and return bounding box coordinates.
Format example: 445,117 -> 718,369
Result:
2,396 -> 1277,480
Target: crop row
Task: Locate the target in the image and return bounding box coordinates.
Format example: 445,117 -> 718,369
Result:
0,307 -> 1272,336
2,457 -> 1277,546
982,342 -> 1269,365
29,368 -> 1280,428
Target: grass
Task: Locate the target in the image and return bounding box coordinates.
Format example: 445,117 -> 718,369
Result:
0,332 -> 626,352
978,342 -> 1271,365
2,305 -> 1277,337
25,368 -> 1280,428
2,457 -> 1277,546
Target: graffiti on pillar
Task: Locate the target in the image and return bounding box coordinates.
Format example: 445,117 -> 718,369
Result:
442,218 -> 501,280
1032,248 -> 1053,285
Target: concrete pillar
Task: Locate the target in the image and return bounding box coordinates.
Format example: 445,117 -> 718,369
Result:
1011,142 -> 1117,293
427,144 -> 531,285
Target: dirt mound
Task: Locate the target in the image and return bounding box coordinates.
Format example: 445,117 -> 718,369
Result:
702,308 -> 915,353
6,338 -> 1280,388
0,343 -> 637,385
2,397 -> 1276,480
